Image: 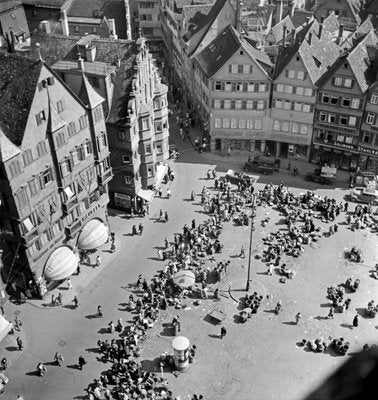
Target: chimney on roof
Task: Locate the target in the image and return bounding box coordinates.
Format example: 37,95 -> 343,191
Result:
39,20 -> 51,34
289,0 -> 295,18
318,17 -> 324,39
9,30 -> 16,44
236,0 -> 242,32
61,9 -> 69,36
85,45 -> 97,62
275,0 -> 283,25
308,32 -> 312,46
125,0 -> 132,40
337,24 -> 344,45
291,28 -> 296,45
282,24 -> 287,46
108,19 -> 118,39
77,55 -> 85,71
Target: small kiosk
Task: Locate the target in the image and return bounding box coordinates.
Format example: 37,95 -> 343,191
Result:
172,336 -> 190,372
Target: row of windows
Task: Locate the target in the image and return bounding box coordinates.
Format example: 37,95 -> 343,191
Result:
59,141 -> 93,178
274,99 -> 314,113
274,84 -> 314,97
214,118 -> 262,130
318,112 -> 357,127
213,81 -> 268,93
333,76 -> 354,88
28,221 -> 61,255
273,120 -> 309,135
212,99 -> 267,110
317,130 -> 356,145
228,64 -> 254,74
319,93 -> 361,109
61,165 -> 97,202
366,112 -> 377,125
285,69 -> 307,80
28,168 -> 54,197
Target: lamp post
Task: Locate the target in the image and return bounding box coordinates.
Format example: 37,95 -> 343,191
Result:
246,193 -> 256,292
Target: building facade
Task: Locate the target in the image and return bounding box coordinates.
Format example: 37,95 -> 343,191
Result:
311,30 -> 378,171
193,25 -> 273,152
136,0 -> 162,40
107,37 -> 169,212
0,53 -> 111,297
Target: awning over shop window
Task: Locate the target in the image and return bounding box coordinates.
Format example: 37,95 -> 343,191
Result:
137,188 -> 155,202
44,246 -> 79,282
77,218 -> 108,250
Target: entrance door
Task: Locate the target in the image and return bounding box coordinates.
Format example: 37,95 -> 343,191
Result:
215,139 -> 222,151
280,143 -> 288,158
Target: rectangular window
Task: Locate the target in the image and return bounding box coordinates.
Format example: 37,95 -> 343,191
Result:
281,121 -> 289,132
258,82 -> 266,92
238,119 -> 245,129
67,121 -> 77,137
366,113 -> 375,125
334,77 -> 342,86
9,160 -> 21,178
79,114 -> 87,130
297,71 -> 305,80
296,86 -> 304,95
243,65 -> 249,74
147,166 -> 154,177
156,144 -> 162,153
254,119 -> 262,130
214,99 -> 221,109
284,85 -> 293,94
337,134 -> 345,142
28,177 -> 40,197
231,64 -> 238,73
214,81 -> 222,91
41,168 -> 53,186
22,216 -> 34,233
238,65 -> 243,73
246,100 -> 253,110
22,149 -> 33,167
214,118 -> 221,128
16,188 -> 28,208
339,115 -> 348,125
362,132 -> 370,143
236,82 -> 243,92
319,112 -> 327,122
345,136 -> 353,144
349,116 -> 357,126
141,118 -> 150,130
276,84 -> 284,93
36,110 -> 46,125
275,99 -> 283,108
36,140 -> 47,157
300,125 -> 308,134
60,159 -> 71,177
225,82 -> 232,92
224,100 -> 231,109
283,100 -> 291,110
235,100 -> 242,110
222,119 -> 229,129
292,123 -> 299,133
246,120 -> 253,129
122,155 -> 130,164
330,95 -> 338,105
273,120 -> 280,131
56,100 -> 64,113
247,82 -> 255,92
294,101 -> 302,111
344,78 -> 352,88
288,69 -> 296,78
371,94 -> 378,104
303,103 -> 311,113
125,176 -> 132,185
257,100 -> 265,110
322,94 -> 330,103
230,119 -> 237,128
145,143 -> 152,153
328,114 -> 336,123
304,88 -> 313,97
351,98 -> 360,109
118,129 -> 127,140
55,131 -> 66,148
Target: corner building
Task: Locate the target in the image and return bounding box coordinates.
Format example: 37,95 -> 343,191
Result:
0,53 -> 111,297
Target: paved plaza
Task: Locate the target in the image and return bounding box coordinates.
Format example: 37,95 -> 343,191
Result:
1,123 -> 377,400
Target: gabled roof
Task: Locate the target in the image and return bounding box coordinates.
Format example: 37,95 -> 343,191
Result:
341,17 -> 374,51
274,19 -> 340,85
0,1 -> 22,13
316,30 -> 378,92
322,11 -> 340,36
182,4 -> 213,31
77,72 -> 105,109
47,94 -> 67,132
183,0 -> 228,43
0,130 -> 21,163
0,2 -> 29,36
195,25 -> 272,78
291,9 -> 313,29
0,53 -> 42,147
269,14 -> 295,43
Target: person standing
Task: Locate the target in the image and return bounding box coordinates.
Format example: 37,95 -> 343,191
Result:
327,308 -> 334,319
164,212 -> 169,222
167,188 -> 171,198
14,316 -> 22,331
54,352 -> 64,366
67,278 -> 72,290
16,336 -> 23,350
138,223 -> 143,235
96,255 -> 101,267
220,326 -> 227,339
295,312 -> 302,325
97,305 -> 103,318
239,246 -> 245,259
73,296 -> 79,308
78,355 -> 86,370
353,314 -> 359,327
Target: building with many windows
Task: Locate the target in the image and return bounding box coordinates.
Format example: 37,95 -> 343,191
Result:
271,19 -> 339,159
311,29 -> 378,171
0,52 -> 111,297
136,0 -> 162,42
106,37 -> 169,211
193,25 -> 273,152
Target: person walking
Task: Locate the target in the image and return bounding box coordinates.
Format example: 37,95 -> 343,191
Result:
56,292 -> 63,306
164,212 -> 169,222
220,326 -> 227,339
110,242 -> 115,253
78,355 -> 86,370
167,188 -> 171,198
96,255 -> 101,267
158,188 -> 163,198
239,246 -> 245,259
54,352 -> 64,366
164,237 -> 169,249
73,296 -> 79,308
97,305 -> 103,318
51,294 -> 55,306
16,336 -> 23,350
353,314 -> 359,327
14,316 -> 22,331
295,312 -> 302,325
138,223 -> 143,235
67,278 -> 72,290
327,307 -> 334,319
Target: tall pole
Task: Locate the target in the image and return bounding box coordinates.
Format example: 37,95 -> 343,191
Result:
246,193 -> 256,292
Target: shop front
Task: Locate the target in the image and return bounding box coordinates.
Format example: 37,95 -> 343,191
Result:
77,218 -> 109,251
311,144 -> 359,171
357,146 -> 378,174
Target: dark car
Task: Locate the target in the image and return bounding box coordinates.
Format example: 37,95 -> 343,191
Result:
221,169 -> 253,185
244,156 -> 280,175
305,168 -> 336,185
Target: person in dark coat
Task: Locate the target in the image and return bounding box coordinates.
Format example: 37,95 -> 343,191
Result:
353,314 -> 359,327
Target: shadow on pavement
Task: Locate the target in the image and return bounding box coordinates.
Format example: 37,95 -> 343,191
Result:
5,346 -> 19,352
282,321 -> 297,325
141,357 -> 161,373
340,323 -> 354,329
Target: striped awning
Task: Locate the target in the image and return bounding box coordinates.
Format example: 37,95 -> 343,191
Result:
77,218 -> 108,250
44,246 -> 79,282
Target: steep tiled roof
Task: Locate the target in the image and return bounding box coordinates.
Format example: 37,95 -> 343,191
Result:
367,0 -> 378,14
21,0 -> 67,7
78,73 -> 105,108
0,53 -> 42,146
183,0 -> 228,43
341,17 -> 374,51
0,1 -> 22,13
0,3 -> 29,36
67,0 -> 127,39
316,30 -> 378,92
274,19 -> 340,84
182,4 -> 213,30
195,25 -> 272,78
0,131 -> 21,162
322,11 -> 339,36
269,14 -> 295,43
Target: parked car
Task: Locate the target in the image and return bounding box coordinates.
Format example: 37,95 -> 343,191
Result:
221,169 -> 253,185
305,168 -> 336,184
349,187 -> 378,205
244,156 -> 280,175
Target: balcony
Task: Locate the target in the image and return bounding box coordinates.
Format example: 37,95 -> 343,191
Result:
98,169 -> 113,186
62,197 -> 78,214
65,219 -> 82,238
